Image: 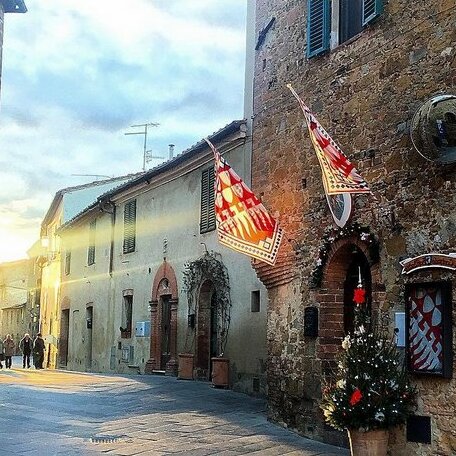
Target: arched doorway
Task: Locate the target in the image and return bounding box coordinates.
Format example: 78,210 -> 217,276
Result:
343,247 -> 372,334
195,280 -> 218,380
317,236 -> 381,375
145,261 -> 178,375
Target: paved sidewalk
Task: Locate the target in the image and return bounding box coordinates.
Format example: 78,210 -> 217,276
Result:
0,367 -> 349,455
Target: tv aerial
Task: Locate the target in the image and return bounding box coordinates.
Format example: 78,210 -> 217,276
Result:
124,122 -> 161,171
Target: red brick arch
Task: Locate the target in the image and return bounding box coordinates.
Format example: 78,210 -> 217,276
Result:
316,234 -> 384,374
151,261 -> 178,302
145,261 -> 179,375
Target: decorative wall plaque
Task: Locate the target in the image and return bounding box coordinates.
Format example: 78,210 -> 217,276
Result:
400,253 -> 456,275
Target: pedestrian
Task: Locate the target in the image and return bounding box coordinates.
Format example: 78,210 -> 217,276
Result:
33,333 -> 45,369
3,334 -> 15,369
19,333 -> 33,369
0,337 -> 4,369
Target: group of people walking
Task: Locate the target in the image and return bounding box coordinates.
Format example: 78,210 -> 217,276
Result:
0,333 -> 46,370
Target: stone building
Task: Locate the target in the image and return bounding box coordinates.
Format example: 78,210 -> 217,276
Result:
58,122 -> 269,395
250,0 -> 455,454
0,258 -> 34,351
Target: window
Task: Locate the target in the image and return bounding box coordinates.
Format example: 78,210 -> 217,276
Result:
64,251 -> 71,275
87,220 -> 96,265
251,290 -> 260,312
307,0 -> 383,57
406,282 -> 453,378
200,167 -> 216,233
123,199 -> 137,254
121,294 -> 133,339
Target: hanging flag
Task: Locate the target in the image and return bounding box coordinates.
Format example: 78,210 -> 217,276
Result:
287,84 -> 370,195
205,138 -> 283,266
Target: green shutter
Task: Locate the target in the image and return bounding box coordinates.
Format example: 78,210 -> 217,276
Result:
87,220 -> 96,265
307,0 -> 330,58
200,168 -> 216,233
123,200 -> 136,253
65,251 -> 71,275
362,0 -> 382,25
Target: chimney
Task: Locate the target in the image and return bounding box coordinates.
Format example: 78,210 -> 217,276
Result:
168,144 -> 175,159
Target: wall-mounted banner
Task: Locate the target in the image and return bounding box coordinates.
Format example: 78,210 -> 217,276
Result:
205,138 -> 283,266
400,253 -> 456,275
287,84 -> 371,196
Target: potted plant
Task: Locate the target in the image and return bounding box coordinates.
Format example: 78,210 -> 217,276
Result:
320,304 -> 416,456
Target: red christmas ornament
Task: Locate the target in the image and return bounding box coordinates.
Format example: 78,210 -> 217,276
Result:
353,287 -> 366,305
350,388 -> 363,406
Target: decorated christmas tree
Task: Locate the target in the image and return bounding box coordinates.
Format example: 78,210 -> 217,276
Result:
320,288 -> 416,433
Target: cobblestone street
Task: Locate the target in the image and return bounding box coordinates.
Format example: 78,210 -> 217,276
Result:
0,362 -> 348,456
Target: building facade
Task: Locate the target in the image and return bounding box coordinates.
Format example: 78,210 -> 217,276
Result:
58,122 -> 269,395
0,258 -> 35,351
39,175 -> 142,369
251,0 -> 455,454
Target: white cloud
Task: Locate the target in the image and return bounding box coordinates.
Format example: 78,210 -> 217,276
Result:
0,0 -> 247,262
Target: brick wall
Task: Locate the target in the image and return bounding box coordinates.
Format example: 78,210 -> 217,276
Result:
252,0 -> 456,453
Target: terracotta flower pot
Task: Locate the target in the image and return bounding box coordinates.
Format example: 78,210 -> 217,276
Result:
177,353 -> 194,380
348,429 -> 389,456
211,357 -> 229,388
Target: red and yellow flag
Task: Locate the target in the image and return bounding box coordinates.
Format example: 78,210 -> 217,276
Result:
287,84 -> 370,195
205,139 -> 283,266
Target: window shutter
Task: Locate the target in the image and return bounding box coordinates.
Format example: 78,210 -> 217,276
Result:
87,220 -> 96,265
65,251 -> 71,275
200,168 -> 216,233
123,200 -> 136,253
362,0 -> 383,25
307,0 -> 330,58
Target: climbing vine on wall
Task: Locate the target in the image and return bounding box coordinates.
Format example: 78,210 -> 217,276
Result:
182,252 -> 231,356
310,222 -> 380,288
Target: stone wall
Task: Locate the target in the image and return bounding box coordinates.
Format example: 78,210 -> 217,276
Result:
252,0 -> 456,453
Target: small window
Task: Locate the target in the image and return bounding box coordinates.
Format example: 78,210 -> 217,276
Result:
87,220 -> 96,266
121,295 -> 133,338
339,0 -> 363,44
406,282 -> 453,378
64,251 -> 71,275
200,167 -> 216,234
123,199 -> 137,254
307,0 -> 383,57
251,290 -> 260,313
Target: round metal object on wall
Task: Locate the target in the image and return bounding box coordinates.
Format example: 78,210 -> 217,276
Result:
326,192 -> 352,228
410,94 -> 456,164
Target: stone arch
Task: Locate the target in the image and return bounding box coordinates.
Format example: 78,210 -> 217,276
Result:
151,261 -> 178,302
316,234 -> 384,375
145,260 -> 179,375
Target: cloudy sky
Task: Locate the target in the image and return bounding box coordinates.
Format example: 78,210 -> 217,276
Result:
0,0 -> 248,263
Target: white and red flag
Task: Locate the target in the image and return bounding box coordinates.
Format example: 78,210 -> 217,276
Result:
287,84 -> 370,195
205,138 -> 283,266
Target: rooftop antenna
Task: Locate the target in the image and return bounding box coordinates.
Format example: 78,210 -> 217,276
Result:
145,149 -> 165,167
124,122 -> 160,171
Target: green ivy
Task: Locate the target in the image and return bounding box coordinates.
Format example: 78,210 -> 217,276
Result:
182,252 -> 231,355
